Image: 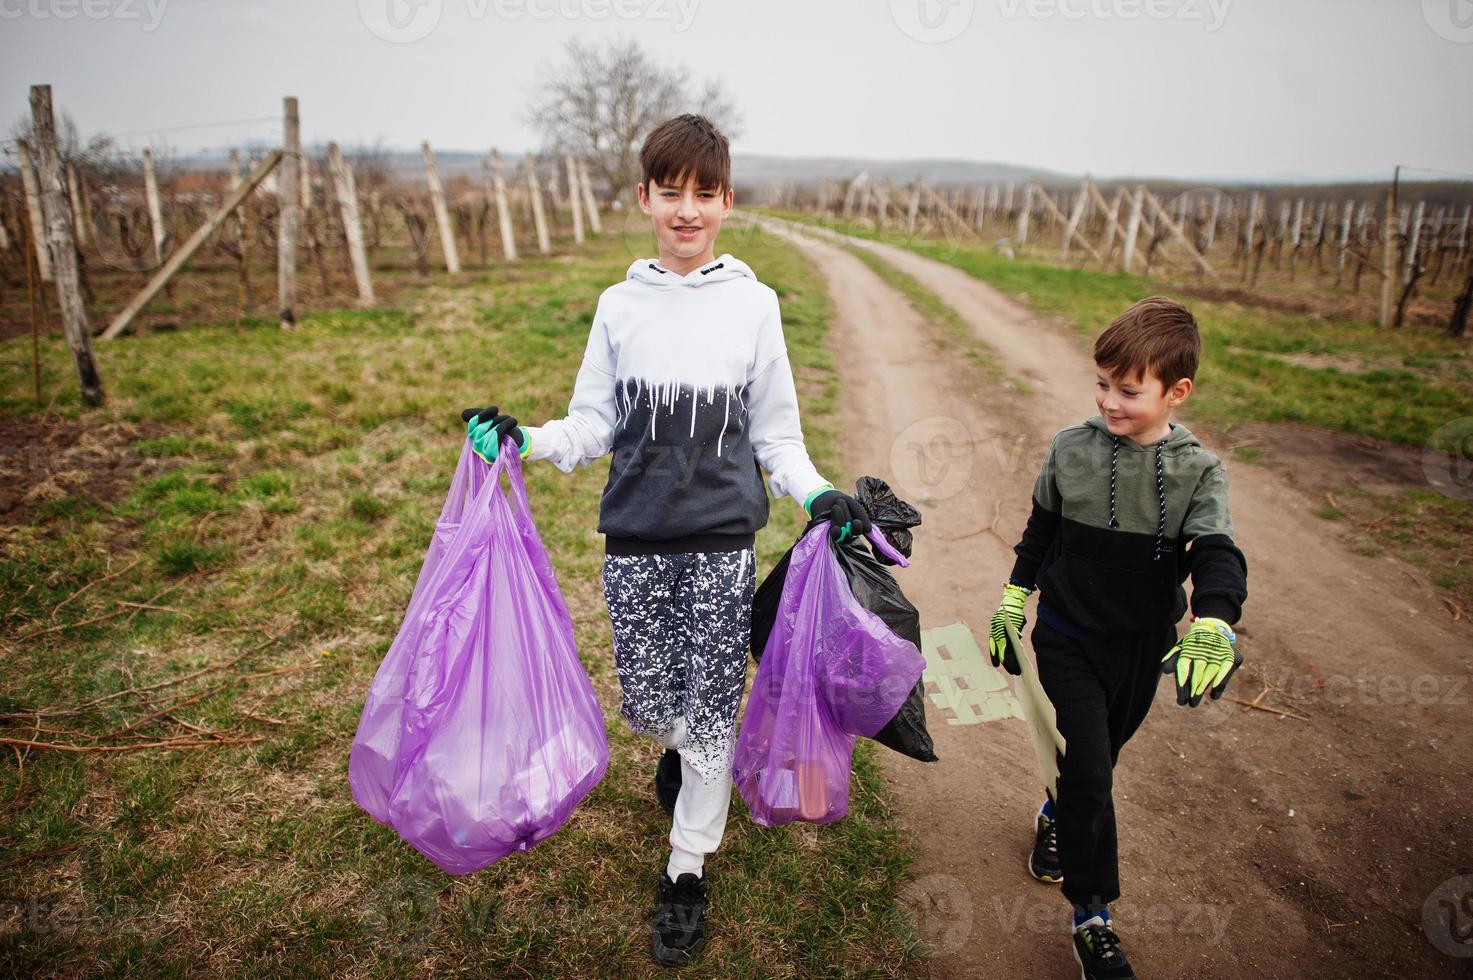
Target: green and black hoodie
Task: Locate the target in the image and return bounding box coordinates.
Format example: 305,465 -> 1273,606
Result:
1009,416 -> 1247,638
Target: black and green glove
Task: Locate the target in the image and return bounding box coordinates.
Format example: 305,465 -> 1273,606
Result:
461,405 -> 530,463
803,484 -> 872,544
1161,616 -> 1243,707
987,582 -> 1031,675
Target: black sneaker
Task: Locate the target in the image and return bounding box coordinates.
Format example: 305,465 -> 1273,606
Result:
652,871 -> 707,967
655,749 -> 681,816
1029,810 -> 1063,883
1072,915 -> 1135,980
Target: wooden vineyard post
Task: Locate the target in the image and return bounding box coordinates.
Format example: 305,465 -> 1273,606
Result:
278,96 -> 301,330
102,151 -> 283,340
565,155 -> 585,245
327,142 -> 374,306
65,161 -> 89,247
525,155 -> 551,255
1404,200 -> 1425,285
1379,186 -> 1397,328
490,149 -> 517,261
1061,179 -> 1089,259
1335,199 -> 1353,285
1204,191 -> 1221,253
422,141 -> 461,274
1016,183 -> 1034,246
1120,185 -> 1145,274
16,138 -> 52,281
906,178 -> 922,236
142,147 -> 166,267
1240,192 -> 1259,283
30,84 -> 103,406
577,157 -> 601,235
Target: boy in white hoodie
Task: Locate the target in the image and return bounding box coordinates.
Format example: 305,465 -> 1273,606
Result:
461,114 -> 869,967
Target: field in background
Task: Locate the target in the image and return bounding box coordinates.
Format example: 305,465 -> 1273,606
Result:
0,229 -> 923,976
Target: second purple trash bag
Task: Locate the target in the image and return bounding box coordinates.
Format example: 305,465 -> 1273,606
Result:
732,525 -> 924,826
348,439 -> 608,875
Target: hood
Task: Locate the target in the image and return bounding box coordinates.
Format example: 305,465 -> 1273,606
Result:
1085,415 -> 1200,452
625,253 -> 754,288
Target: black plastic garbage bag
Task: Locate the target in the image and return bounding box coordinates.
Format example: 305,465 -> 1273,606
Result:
751,477 -> 937,763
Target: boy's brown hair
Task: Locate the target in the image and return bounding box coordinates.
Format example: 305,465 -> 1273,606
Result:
639,114 -> 730,194
1093,296 -> 1202,389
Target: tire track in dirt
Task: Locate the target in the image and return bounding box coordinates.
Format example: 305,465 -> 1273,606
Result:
746,215 -> 1473,979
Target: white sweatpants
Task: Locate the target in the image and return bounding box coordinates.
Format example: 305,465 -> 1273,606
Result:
657,716 -> 733,879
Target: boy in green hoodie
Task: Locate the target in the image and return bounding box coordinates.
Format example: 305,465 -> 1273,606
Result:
986,296 -> 1248,980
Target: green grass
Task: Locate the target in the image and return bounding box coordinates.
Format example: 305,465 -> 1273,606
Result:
762,209 -> 1473,450
0,232 -> 922,976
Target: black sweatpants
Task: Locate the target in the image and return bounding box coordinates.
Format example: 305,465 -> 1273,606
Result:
1032,617 -> 1177,908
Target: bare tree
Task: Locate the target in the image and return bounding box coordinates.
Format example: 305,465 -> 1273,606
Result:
525,36 -> 741,207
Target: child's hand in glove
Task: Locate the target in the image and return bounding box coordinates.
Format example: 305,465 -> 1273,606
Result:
461,405 -> 530,463
803,485 -> 872,543
987,583 -> 1031,675
1161,617 -> 1243,707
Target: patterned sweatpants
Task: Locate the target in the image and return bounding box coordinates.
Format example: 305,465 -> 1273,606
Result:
601,547 -> 756,784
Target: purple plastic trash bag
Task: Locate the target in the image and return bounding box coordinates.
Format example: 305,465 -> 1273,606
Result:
349,439 -> 608,875
732,525 -> 924,827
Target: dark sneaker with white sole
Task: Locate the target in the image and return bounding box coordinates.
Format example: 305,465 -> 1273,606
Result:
1073,915 -> 1136,980
655,749 -> 681,816
1029,810 -> 1063,883
652,871 -> 707,967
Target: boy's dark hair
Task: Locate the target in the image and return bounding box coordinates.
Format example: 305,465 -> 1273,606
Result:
1093,296 -> 1202,388
639,114 -> 730,194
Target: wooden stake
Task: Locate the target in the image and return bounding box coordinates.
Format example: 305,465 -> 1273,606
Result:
578,157 -> 602,235
1120,185 -> 1145,273
525,154 -> 551,254
142,147 -> 165,267
566,154 -> 585,245
1404,200 -> 1425,285
1060,179 -> 1089,260
327,142 -> 374,307
17,139 -> 53,281
1379,186 -> 1397,328
65,161 -> 89,247
30,84 -> 103,406
421,141 -> 460,274
906,177 -> 922,236
490,149 -> 517,261
1016,183 -> 1034,245
278,96 -> 301,330
102,151 -> 283,341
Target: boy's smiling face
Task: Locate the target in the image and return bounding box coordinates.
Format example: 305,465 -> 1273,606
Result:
1095,364 -> 1192,445
638,172 -> 734,274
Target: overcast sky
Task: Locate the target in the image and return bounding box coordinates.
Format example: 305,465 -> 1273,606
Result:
1,0 -> 1470,182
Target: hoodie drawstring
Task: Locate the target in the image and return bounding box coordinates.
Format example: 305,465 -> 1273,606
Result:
1108,434 -> 1170,561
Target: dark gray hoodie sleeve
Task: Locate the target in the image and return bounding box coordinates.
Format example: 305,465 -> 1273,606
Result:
1182,460 -> 1247,623
1009,433 -> 1063,589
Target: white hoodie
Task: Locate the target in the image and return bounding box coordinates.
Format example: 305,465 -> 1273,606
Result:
521,253 -> 829,549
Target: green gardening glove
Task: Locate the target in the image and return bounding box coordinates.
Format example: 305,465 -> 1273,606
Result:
462,406 -> 530,464
1161,617 -> 1243,707
987,583 -> 1031,676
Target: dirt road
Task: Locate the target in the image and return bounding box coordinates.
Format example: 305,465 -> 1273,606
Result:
747,215 -> 1473,979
